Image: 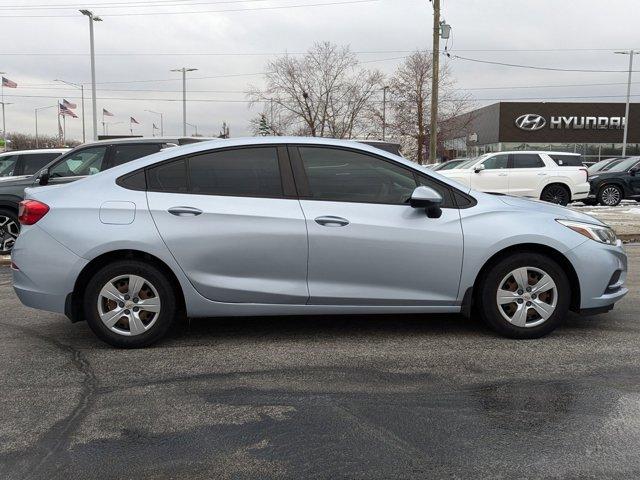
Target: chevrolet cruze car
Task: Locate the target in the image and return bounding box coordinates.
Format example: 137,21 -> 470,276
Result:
12,138 -> 628,347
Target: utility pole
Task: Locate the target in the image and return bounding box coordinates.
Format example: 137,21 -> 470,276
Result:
429,0 -> 441,164
382,86 -> 389,141
171,67 -> 198,136
615,50 -> 639,157
80,10 -> 102,141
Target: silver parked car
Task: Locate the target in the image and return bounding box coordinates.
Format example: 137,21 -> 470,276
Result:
12,137 -> 627,347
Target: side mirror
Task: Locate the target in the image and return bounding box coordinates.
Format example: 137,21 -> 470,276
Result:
474,164 -> 486,174
38,168 -> 50,186
410,186 -> 443,218
630,167 -> 638,176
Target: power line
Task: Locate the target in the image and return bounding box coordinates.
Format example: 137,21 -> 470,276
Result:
450,54 -> 639,73
0,0 -> 379,17
0,0 -> 272,9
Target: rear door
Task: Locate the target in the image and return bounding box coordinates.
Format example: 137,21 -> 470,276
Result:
21,152 -> 63,176
508,153 -> 546,198
146,145 -> 309,304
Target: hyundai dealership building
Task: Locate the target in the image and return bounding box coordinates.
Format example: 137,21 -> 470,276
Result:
445,102 -> 640,163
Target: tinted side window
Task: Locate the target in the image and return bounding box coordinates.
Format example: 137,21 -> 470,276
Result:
188,147 -> 282,197
0,155 -> 19,177
49,146 -> 107,178
299,147 -> 417,204
146,159 -> 188,192
512,154 -> 544,169
549,154 -> 584,167
112,144 -> 162,167
482,154 -> 509,170
22,153 -> 61,175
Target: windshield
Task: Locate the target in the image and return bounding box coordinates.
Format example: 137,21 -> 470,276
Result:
607,158 -> 640,172
455,155 -> 488,169
434,159 -> 468,171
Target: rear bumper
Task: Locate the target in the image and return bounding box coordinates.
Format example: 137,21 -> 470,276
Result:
566,239 -> 628,310
571,182 -> 590,200
12,225 -> 87,315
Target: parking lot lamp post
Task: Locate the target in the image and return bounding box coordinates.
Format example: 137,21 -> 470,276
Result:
145,109 -> 164,136
186,122 -> 198,136
615,50 -> 640,157
35,104 -> 57,148
80,10 -> 102,141
170,67 -> 198,136
54,79 -> 85,143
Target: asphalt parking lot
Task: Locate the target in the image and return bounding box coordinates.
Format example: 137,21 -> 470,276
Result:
0,247 -> 638,480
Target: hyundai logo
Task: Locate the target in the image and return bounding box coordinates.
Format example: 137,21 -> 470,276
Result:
515,114 -> 546,131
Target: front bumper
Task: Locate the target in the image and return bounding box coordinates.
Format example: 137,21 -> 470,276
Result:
12,225 -> 87,315
566,239 -> 628,311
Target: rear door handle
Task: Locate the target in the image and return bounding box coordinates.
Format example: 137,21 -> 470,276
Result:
314,216 -> 349,227
168,206 -> 203,216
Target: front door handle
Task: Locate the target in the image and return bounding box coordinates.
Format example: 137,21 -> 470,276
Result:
314,216 -> 350,227
168,206 -> 203,217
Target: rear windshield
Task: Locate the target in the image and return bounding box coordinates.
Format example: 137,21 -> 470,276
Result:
549,154 -> 584,167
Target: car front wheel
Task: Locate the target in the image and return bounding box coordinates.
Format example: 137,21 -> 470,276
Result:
0,208 -> 20,255
84,260 -> 178,348
477,253 -> 570,339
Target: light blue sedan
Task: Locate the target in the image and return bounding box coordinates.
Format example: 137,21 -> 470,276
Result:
12,137 -> 627,347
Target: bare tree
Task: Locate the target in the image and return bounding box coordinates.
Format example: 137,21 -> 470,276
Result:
5,132 -> 81,150
248,42 -> 383,139
388,51 -> 474,164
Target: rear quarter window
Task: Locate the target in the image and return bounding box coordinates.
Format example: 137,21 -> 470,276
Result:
549,154 -> 584,167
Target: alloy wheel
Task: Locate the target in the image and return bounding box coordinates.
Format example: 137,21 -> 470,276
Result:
600,186 -> 621,206
496,267 -> 558,328
0,215 -> 19,254
541,186 -> 569,205
97,274 -> 162,336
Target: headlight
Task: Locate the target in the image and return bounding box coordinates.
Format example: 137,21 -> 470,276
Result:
557,219 -> 618,245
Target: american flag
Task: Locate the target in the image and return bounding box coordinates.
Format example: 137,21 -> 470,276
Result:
2,77 -> 17,88
62,99 -> 77,109
130,116 -> 140,124
103,108 -> 114,117
59,103 -> 78,118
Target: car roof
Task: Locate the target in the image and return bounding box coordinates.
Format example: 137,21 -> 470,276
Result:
484,151 -> 580,156
84,136 -> 217,145
0,148 -> 69,156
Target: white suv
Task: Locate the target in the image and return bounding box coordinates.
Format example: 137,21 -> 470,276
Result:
439,151 -> 590,205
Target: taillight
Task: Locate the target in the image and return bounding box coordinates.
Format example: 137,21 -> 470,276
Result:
580,168 -> 589,181
18,200 -> 49,225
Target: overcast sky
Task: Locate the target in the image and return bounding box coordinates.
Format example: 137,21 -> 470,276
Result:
0,0 -> 638,141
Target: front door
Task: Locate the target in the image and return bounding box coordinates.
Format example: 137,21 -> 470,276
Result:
471,153 -> 510,194
147,146 -> 309,304
292,146 -> 464,306
45,145 -> 109,186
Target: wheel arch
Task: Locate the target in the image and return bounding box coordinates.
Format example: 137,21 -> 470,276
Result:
597,181 -> 628,197
470,243 -> 581,312
67,249 -> 186,323
540,182 -> 571,199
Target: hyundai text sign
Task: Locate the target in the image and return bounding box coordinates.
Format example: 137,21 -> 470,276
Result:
515,113 -> 625,131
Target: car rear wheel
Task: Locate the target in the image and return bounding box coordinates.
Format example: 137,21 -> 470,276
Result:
597,185 -> 623,207
84,260 -> 177,348
0,208 -> 19,255
477,253 -> 570,339
540,184 -> 570,206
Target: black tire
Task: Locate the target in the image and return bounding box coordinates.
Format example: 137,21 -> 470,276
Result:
83,259 -> 178,348
597,184 -> 623,207
581,198 -> 598,206
477,252 -> 570,339
0,208 -> 20,255
540,184 -> 570,206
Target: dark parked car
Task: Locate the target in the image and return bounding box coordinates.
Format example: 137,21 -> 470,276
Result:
0,137 -> 209,254
587,156 -> 640,206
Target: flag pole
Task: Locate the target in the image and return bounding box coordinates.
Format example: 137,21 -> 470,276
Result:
57,102 -> 62,147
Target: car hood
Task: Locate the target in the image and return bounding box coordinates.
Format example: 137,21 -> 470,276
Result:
589,171 -> 626,179
0,176 -> 35,189
497,195 -> 606,226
